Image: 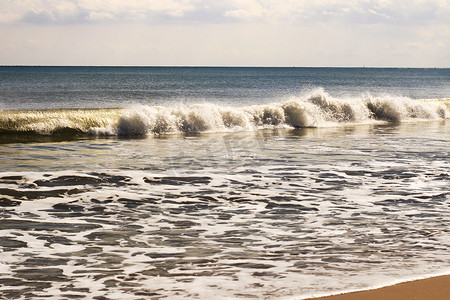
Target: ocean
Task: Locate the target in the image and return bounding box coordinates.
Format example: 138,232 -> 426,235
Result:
0,66 -> 449,299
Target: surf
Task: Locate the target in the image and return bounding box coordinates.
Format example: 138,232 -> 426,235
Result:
1,90 -> 449,138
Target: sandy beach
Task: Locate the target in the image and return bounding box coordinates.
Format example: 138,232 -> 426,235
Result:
305,275 -> 450,300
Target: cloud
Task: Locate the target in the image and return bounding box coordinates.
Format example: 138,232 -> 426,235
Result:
224,0 -> 266,20
0,0 -> 197,24
223,0 -> 450,26
0,0 -> 449,68
77,0 -> 196,18
87,11 -> 116,22
1,0 -> 449,25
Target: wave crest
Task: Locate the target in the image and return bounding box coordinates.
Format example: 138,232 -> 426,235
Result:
1,90 -> 449,137
366,96 -> 447,122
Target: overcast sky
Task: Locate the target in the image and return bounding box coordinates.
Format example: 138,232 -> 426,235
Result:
1,0 -> 449,67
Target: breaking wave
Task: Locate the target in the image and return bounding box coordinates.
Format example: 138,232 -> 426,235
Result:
1,89 -> 449,138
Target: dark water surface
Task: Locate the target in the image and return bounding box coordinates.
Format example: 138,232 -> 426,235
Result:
1,67 -> 449,110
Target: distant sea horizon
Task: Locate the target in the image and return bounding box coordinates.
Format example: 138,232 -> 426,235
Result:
1,65 -> 449,68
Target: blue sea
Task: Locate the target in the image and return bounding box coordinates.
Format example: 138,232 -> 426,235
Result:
0,67 -> 449,299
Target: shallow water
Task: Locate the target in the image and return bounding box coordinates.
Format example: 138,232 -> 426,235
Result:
0,122 -> 449,299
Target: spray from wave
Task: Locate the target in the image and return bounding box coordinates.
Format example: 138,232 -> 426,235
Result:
1,89 -> 448,137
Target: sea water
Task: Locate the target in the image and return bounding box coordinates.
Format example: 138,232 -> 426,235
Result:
0,67 -> 449,299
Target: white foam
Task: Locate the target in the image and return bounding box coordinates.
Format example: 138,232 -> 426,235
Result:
2,90 -> 448,137
114,90 -> 450,135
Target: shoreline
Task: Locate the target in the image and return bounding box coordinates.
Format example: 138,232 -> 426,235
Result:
302,274 -> 450,300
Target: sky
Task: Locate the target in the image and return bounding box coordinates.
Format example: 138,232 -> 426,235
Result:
0,0 -> 449,67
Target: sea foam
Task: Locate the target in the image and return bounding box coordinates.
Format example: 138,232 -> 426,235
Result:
1,89 -> 448,137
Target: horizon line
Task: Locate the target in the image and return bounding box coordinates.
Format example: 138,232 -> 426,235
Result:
0,65 -> 448,69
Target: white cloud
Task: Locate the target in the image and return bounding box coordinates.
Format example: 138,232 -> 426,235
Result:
222,0 -> 450,25
0,0 -> 449,25
224,0 -> 266,20
0,0 -> 449,66
87,11 -> 117,22
77,0 -> 196,17
367,8 -> 391,20
0,0 -> 197,24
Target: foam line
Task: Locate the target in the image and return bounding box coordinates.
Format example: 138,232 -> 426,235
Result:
1,89 -> 449,137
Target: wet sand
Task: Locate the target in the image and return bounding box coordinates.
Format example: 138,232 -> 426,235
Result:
305,274 -> 450,300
